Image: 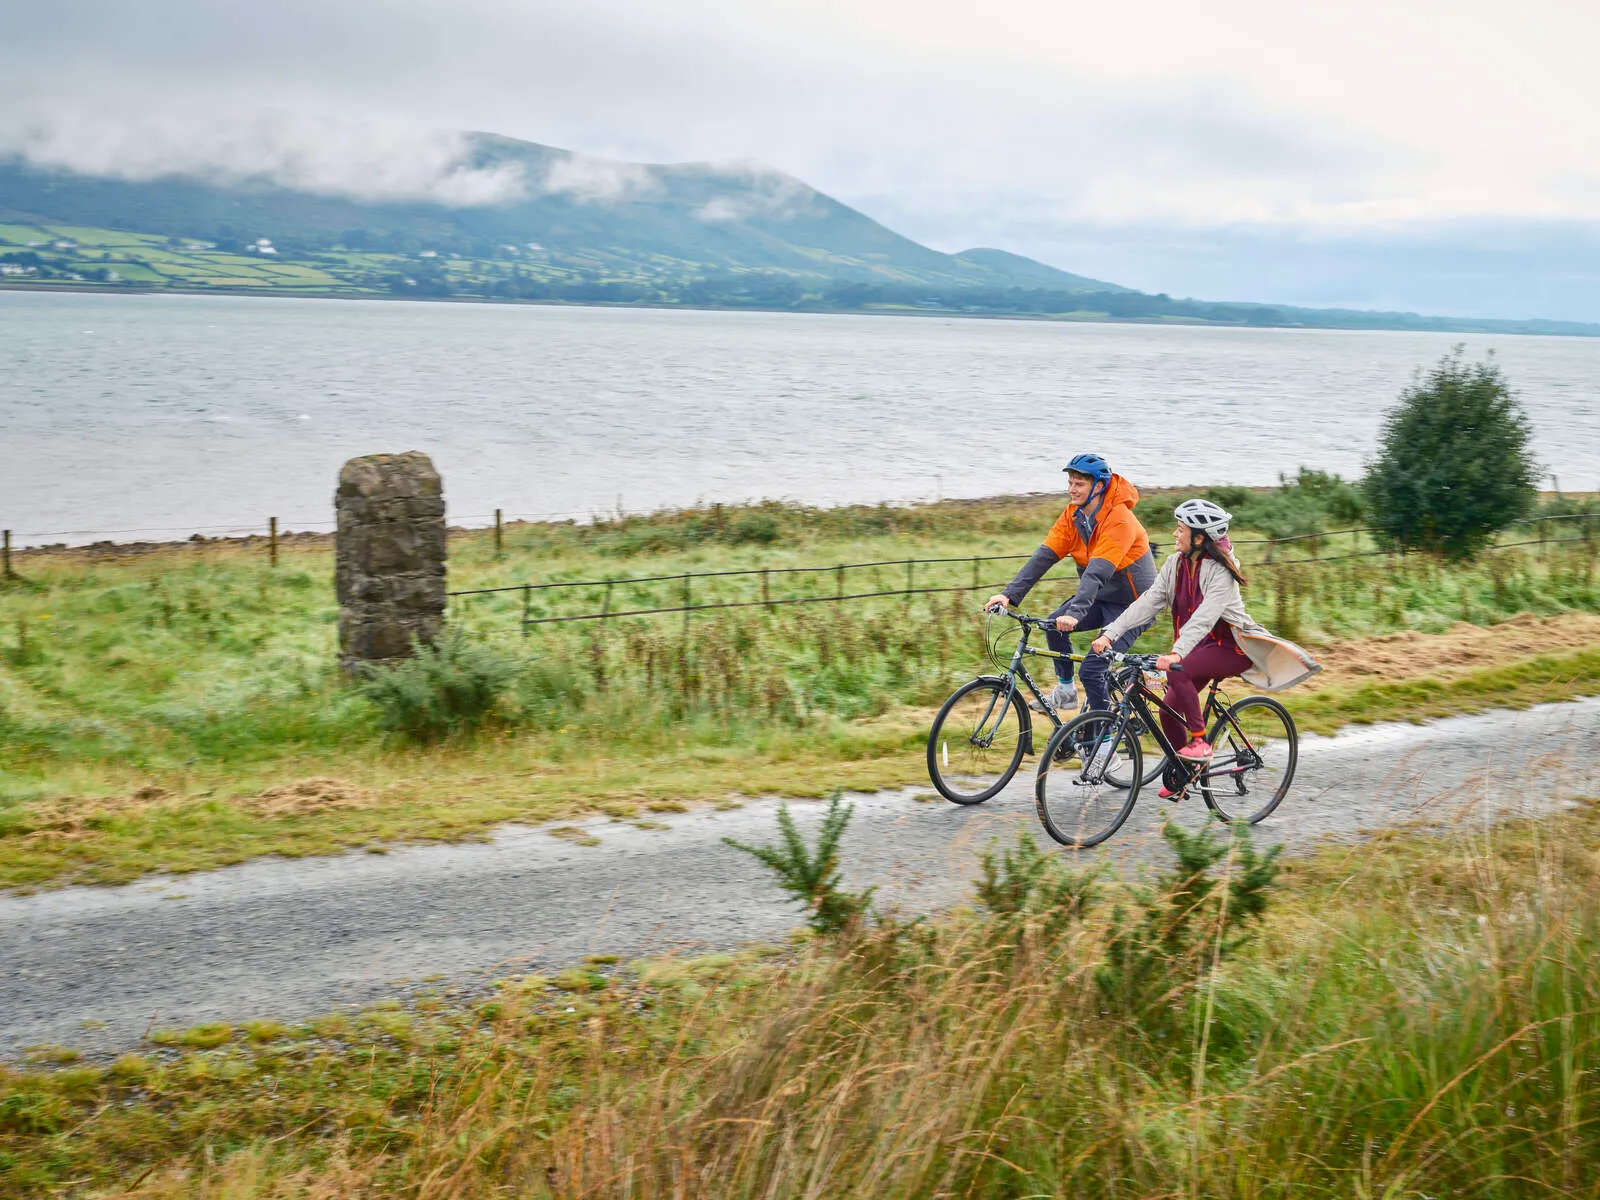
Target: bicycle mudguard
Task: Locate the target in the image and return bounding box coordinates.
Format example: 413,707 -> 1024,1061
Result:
973,673 -> 1036,756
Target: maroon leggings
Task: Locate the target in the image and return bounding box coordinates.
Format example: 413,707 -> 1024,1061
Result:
1160,640 -> 1253,746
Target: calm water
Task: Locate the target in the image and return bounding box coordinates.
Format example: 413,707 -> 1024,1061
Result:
3,291 -> 1598,546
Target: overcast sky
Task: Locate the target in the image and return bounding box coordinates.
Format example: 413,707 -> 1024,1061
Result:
3,0 -> 1597,320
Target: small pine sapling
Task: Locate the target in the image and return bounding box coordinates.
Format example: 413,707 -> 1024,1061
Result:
723,792 -> 873,935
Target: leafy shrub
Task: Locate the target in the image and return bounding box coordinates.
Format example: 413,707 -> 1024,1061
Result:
1365,349 -> 1538,561
355,630 -> 518,742
727,512 -> 781,545
1207,467 -> 1366,541
975,831 -> 1099,931
1097,819 -> 1280,1021
724,792 -> 873,934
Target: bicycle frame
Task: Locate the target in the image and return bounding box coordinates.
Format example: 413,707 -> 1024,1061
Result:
968,613 -> 1082,757
1096,660 -> 1267,788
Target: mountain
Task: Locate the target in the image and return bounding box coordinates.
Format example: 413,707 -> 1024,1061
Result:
952,247 -> 1129,293
2,131 -> 1597,336
0,132 -> 1110,292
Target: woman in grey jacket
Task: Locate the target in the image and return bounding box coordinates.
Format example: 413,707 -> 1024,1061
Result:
1092,499 -> 1320,767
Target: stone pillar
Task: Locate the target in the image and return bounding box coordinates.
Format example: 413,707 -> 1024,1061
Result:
335,452 -> 447,671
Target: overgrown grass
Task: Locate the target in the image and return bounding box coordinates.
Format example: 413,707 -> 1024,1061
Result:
6,801 -> 1600,1197
0,488 -> 1595,890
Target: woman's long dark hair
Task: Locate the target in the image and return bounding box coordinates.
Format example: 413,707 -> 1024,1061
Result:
1193,530 -> 1248,585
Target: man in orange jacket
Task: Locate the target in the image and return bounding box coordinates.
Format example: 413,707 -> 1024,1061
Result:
986,453 -> 1156,713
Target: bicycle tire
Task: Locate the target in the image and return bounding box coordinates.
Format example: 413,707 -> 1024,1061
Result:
927,677 -> 1030,805
1200,695 -> 1298,824
1035,710 -> 1143,848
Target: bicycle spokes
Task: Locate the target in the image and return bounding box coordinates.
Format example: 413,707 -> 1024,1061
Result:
969,685 -> 1017,748
1200,696 -> 1297,824
1035,710 -> 1141,848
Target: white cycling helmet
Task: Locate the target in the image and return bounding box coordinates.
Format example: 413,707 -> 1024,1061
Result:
1174,498 -> 1232,537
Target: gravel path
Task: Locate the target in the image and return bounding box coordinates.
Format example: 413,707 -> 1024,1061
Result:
4,697 -> 1598,1058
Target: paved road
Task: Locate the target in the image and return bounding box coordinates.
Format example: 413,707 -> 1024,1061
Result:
4,697 -> 1598,1058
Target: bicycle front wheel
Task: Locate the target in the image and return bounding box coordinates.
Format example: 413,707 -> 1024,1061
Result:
927,678 -> 1029,805
1035,710 -> 1142,848
1100,712 -> 1168,789
1200,695 -> 1298,824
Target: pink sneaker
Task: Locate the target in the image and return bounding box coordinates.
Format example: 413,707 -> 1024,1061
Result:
1159,783 -> 1186,801
1177,738 -> 1213,762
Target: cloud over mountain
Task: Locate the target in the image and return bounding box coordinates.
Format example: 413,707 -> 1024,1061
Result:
2,0 -> 1596,318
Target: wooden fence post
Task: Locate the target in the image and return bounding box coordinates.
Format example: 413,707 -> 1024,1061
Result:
835,565 -> 844,599
762,568 -> 772,611
495,509 -> 504,558
521,585 -> 531,638
2,529 -> 13,580
269,516 -> 278,567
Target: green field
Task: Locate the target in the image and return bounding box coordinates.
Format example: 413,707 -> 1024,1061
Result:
0,220 -> 377,293
1,486 -> 1596,891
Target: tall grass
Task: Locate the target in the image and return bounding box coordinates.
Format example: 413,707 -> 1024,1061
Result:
5,804 -> 1600,1197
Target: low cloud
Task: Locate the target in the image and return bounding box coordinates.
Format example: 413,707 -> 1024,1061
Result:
0,107 -> 668,208
541,153 -> 657,203
695,166 -> 820,223
0,107 -> 531,206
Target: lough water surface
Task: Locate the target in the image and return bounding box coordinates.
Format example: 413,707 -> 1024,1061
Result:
3,290 -> 1597,545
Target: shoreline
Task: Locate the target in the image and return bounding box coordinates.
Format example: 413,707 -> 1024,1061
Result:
4,279 -> 1596,339
7,491 -> 1085,559
8,488 -> 1590,563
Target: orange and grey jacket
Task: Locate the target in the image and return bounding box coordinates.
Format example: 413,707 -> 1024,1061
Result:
1001,474 -> 1156,619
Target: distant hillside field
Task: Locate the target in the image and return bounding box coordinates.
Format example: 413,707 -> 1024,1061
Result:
2,132 -> 1597,336
0,133 -> 1103,294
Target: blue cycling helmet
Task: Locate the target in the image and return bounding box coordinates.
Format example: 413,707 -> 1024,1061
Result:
1064,452 -> 1111,482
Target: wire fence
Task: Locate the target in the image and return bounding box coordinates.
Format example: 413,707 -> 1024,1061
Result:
445,513 -> 1598,635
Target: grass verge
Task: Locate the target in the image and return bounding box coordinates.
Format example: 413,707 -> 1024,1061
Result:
0,644 -> 1595,892
5,799 -> 1600,1197
2,490 -> 1596,890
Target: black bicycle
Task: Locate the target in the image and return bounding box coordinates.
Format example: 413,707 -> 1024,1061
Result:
1033,651 -> 1298,848
926,609 -> 1166,805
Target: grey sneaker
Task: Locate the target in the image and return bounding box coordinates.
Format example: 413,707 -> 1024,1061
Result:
1030,680 -> 1078,713
1087,735 -> 1116,775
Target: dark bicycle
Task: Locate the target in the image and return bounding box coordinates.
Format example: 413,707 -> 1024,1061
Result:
926,608 -> 1165,805
1034,651 -> 1298,848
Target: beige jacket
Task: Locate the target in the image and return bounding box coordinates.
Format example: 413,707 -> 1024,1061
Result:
1101,553 -> 1322,692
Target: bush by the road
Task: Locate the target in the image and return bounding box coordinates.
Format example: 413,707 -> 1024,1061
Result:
356,630 -> 517,742
1366,349 -> 1539,561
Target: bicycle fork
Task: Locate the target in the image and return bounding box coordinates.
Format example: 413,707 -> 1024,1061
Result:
1074,709 -> 1133,786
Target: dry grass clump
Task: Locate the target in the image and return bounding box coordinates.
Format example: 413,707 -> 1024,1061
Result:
8,779 -> 382,842
1309,608 -> 1600,687
11,785 -> 178,843
241,778 -> 383,818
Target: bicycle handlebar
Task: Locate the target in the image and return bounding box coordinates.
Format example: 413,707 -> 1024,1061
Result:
1107,651 -> 1182,673
986,604 -> 1053,631
987,610 -> 1176,668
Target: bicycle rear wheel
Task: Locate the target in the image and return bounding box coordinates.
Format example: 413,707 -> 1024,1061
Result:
1200,695 -> 1297,824
927,678 -> 1030,805
1035,710 -> 1142,848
